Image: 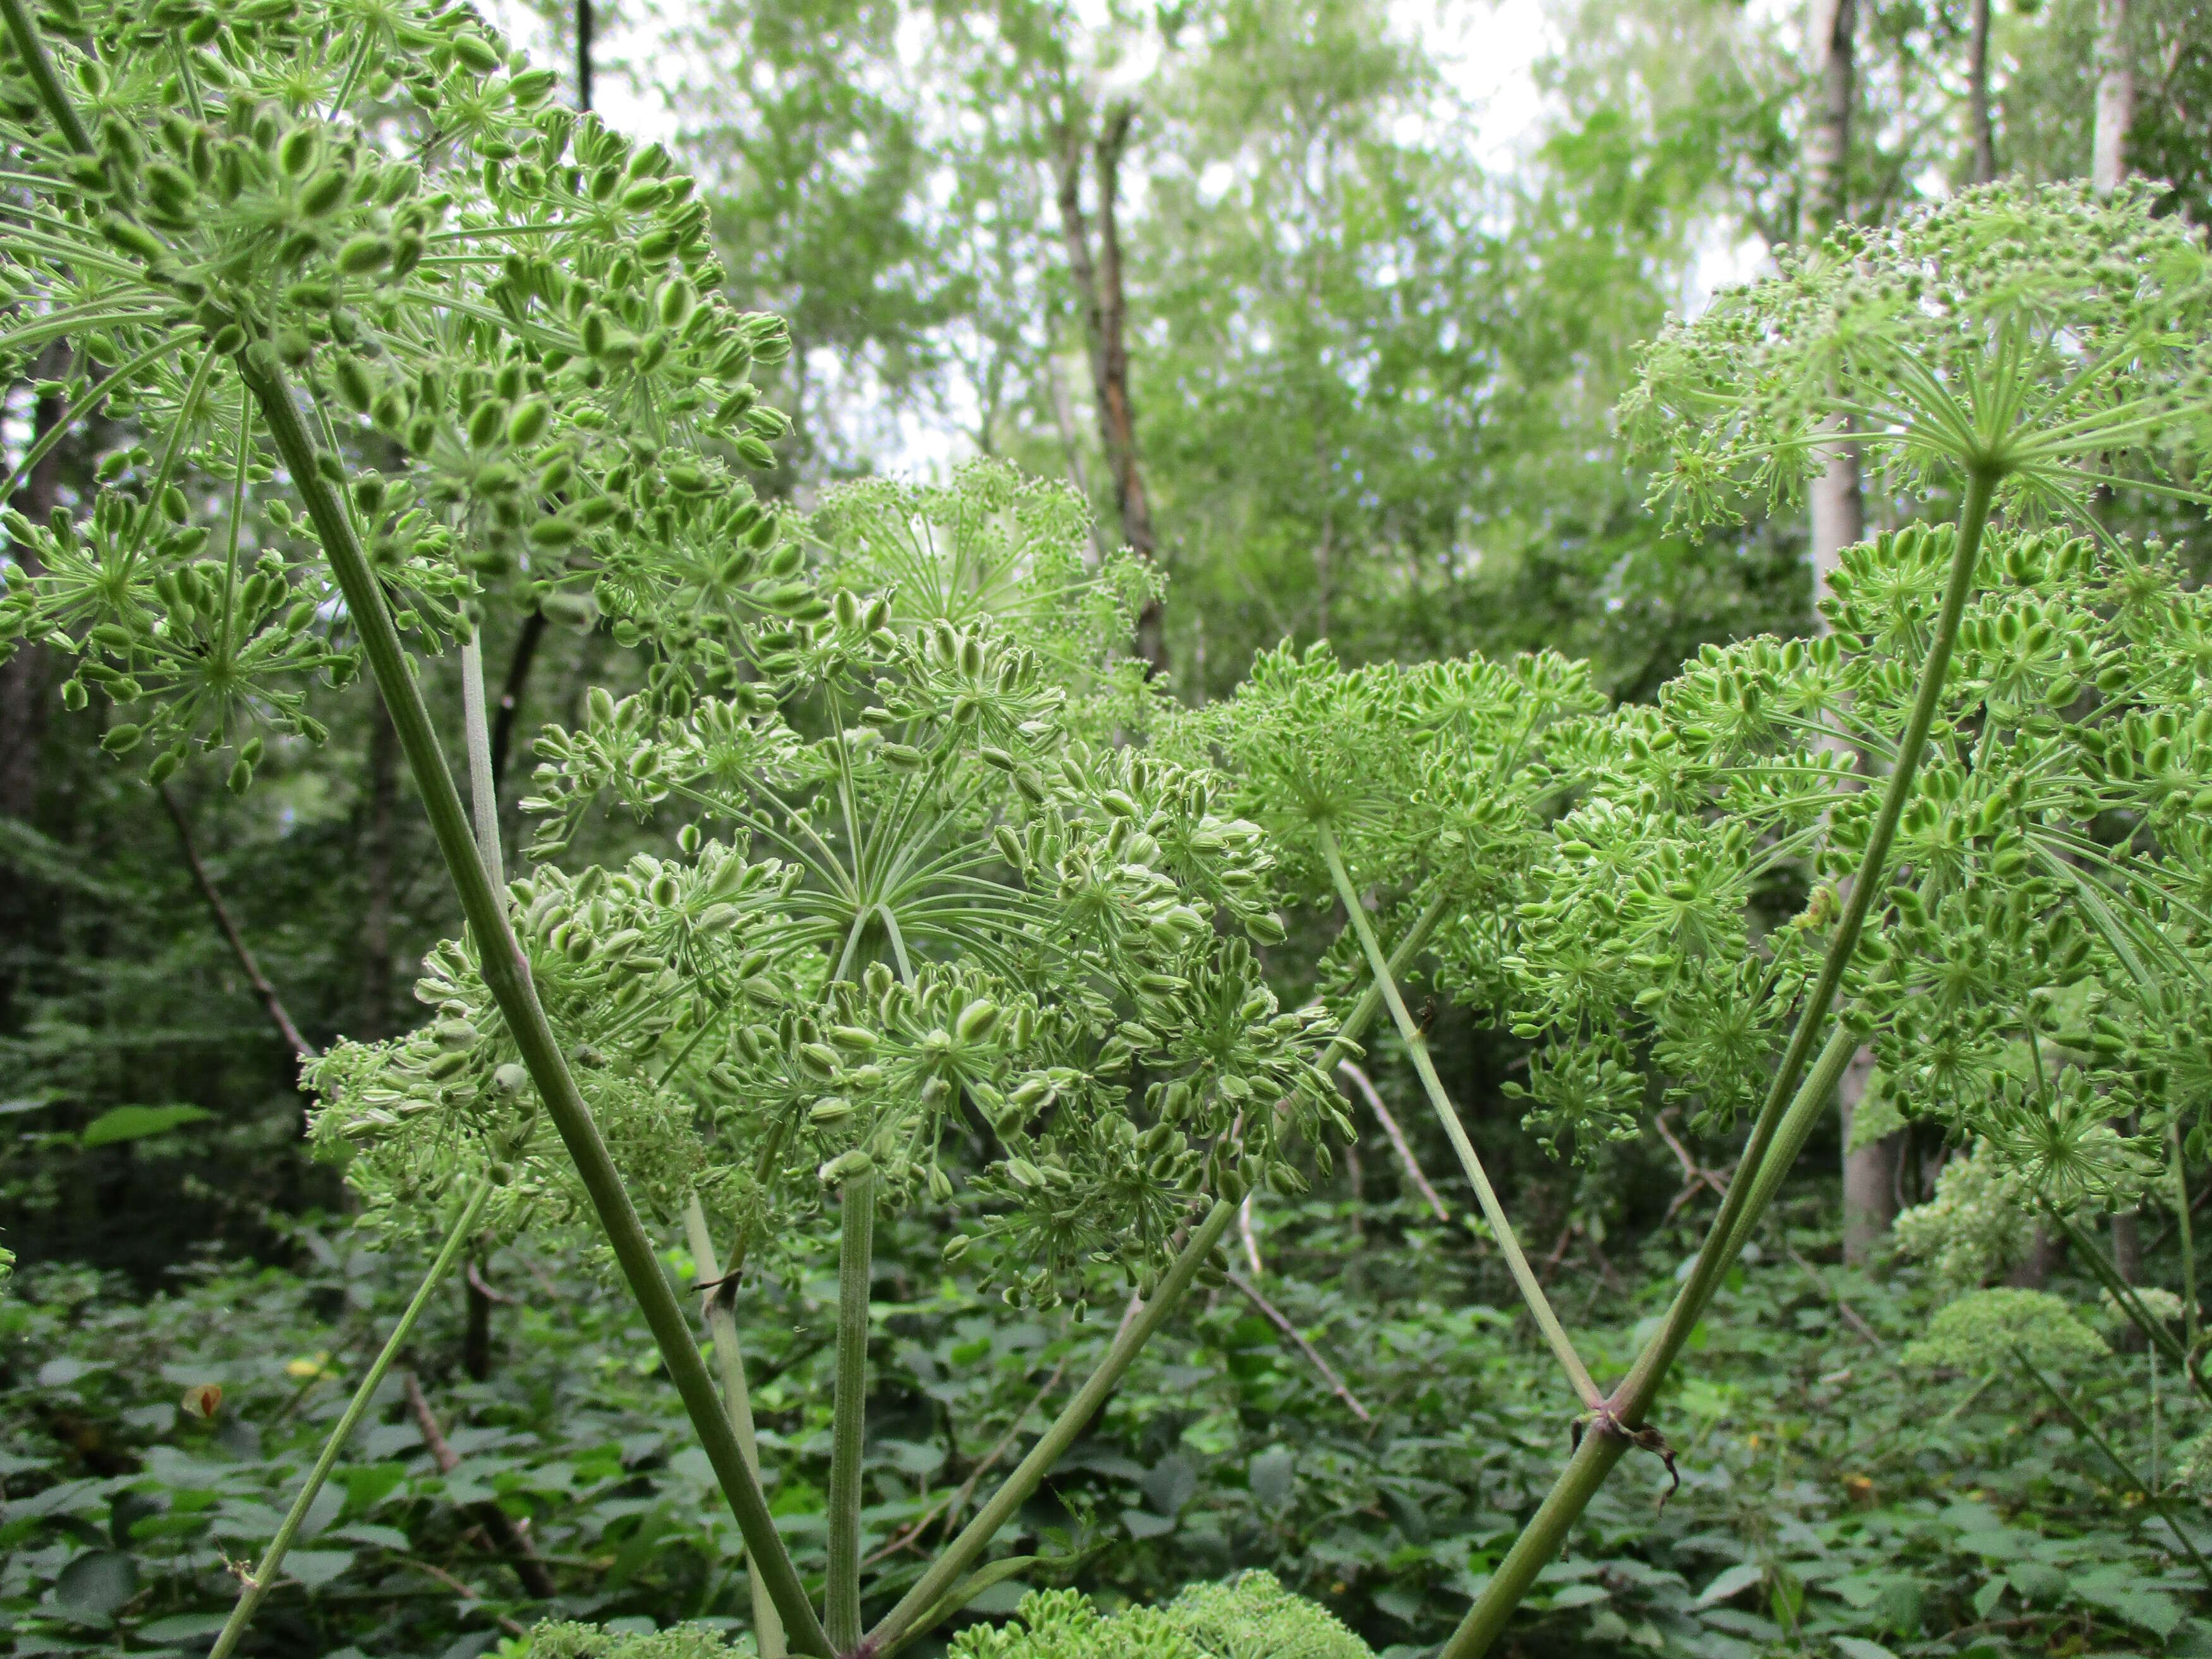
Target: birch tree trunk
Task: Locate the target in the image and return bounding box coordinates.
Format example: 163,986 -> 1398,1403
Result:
1054,104 -> 1168,677
2093,0 -> 2132,195
1802,0 -> 1901,1266
1967,0 -> 1996,184
2089,0 -> 2144,1291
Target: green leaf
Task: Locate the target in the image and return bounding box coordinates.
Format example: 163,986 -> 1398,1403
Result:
54,1549 -> 138,1623
2007,1562 -> 2067,1604
1249,1445 -> 1294,1513
2072,1571 -> 2182,1638
79,1104 -> 212,1148
1545,1582 -> 1610,1610
1832,1640 -> 1899,1659
1696,1563 -> 1765,1607
283,1548 -> 355,1588
136,1612 -> 233,1641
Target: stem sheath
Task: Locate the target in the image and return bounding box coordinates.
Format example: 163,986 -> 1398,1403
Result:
459,631 -> 504,890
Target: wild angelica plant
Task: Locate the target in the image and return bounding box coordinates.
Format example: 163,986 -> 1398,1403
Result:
1419,180 -> 2212,1654
0,3 -> 927,1654
313,460 -> 1358,1656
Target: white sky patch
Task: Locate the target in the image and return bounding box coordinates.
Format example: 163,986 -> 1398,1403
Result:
1391,0 -> 1555,173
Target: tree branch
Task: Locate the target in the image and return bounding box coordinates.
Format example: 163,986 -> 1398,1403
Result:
159,782 -> 313,1064
1224,1268 -> 1371,1425
402,1371 -> 558,1600
1337,1060 -> 1449,1222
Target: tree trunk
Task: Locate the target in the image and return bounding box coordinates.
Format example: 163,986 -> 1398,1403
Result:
0,362 -> 66,825
576,0 -> 593,113
1801,0 -> 1855,241
489,609 -> 546,788
2006,1225 -> 2060,1289
1837,1047 -> 1900,1265
2089,0 -> 2140,1298
0,355 -> 68,1032
1967,0 -> 1996,185
1801,0 -> 1861,623
1054,104 -> 1167,677
1802,0 -> 1899,1266
2093,0 -> 2131,195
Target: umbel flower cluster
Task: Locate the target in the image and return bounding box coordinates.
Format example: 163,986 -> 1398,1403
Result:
0,0 -> 806,787
1167,640 -> 1604,1009
1493,523 -> 2212,1189
312,463 -> 1341,1306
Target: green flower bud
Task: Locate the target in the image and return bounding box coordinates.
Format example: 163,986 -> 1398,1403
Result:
334,358 -> 374,412
507,399 -> 550,446
657,277 -> 697,330
451,33 -> 502,72
336,233 -> 392,274
277,127 -> 319,179
299,169 -> 348,217
466,399 -> 506,449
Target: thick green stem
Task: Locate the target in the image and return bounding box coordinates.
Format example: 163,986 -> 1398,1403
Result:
1721,1024 -> 1866,1266
684,1195 -> 786,1659
1318,828 -> 1599,1410
863,1200 -> 1238,1657
233,352 -> 831,1655
1439,466 -> 2001,1659
208,1182 -> 491,1659
826,1170 -> 877,1653
2012,1349 -> 2212,1592
2175,1124 -> 2199,1366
